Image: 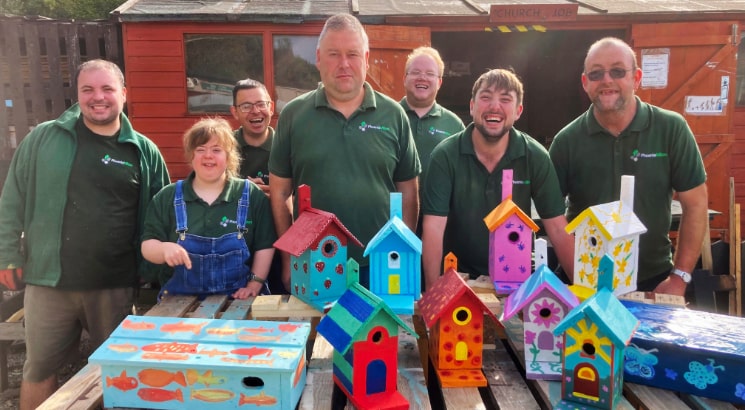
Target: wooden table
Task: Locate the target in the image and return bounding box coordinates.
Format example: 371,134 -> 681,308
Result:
39,291 -> 745,410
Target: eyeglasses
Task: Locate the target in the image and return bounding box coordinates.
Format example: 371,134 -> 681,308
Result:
236,101 -> 271,112
407,70 -> 440,80
585,68 -> 631,82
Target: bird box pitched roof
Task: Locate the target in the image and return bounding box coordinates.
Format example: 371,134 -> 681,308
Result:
501,264 -> 579,321
316,282 -> 416,354
363,193 -> 421,256
418,268 -> 500,329
483,197 -> 540,233
553,287 -> 639,346
273,185 -> 363,256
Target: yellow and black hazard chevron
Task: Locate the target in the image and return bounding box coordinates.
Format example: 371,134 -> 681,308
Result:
485,25 -> 547,33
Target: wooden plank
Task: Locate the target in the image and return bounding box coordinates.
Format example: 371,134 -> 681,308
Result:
249,295 -> 323,318
220,297 -> 255,320
624,383 -> 691,410
481,348 -> 540,410
143,294 -> 197,317
190,294 -> 229,318
40,23 -> 68,117
23,23 -> 47,124
681,393 -> 739,410
442,387 -> 485,409
36,363 -> 102,410
3,20 -> 31,143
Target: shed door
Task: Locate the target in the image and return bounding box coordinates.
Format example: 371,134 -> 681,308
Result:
364,25 -> 431,100
631,22 -> 739,238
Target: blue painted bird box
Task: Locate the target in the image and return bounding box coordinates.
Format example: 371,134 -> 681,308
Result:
364,192 -> 422,314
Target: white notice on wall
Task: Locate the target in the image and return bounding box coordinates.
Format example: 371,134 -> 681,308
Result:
641,50 -> 669,88
685,96 -> 723,115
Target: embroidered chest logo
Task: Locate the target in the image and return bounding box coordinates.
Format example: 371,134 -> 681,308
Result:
220,216 -> 251,228
101,154 -> 133,167
630,149 -> 668,162
359,121 -> 391,132
428,126 -> 451,136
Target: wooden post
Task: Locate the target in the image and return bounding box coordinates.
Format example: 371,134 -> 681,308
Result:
729,177 -> 742,316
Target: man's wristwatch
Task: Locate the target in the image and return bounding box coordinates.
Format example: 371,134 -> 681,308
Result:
671,268 -> 692,284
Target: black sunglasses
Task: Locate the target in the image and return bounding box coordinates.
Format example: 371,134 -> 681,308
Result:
585,68 -> 630,82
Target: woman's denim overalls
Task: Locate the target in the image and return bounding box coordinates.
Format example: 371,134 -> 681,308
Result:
160,179 -> 268,299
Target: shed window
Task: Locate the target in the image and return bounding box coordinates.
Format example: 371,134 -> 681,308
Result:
185,34 -> 264,113
273,35 -> 320,112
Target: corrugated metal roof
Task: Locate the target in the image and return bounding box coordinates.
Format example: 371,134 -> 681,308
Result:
112,0 -> 745,22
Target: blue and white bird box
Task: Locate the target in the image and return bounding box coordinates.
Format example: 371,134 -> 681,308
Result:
364,192 -> 422,314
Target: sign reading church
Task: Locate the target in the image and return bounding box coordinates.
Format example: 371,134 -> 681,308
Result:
489,4 -> 579,23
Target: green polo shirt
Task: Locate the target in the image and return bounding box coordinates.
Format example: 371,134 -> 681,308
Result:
269,82 -> 420,266
423,124 -> 565,278
234,127 -> 274,181
400,98 -> 465,182
142,174 -> 277,284
550,97 -> 706,281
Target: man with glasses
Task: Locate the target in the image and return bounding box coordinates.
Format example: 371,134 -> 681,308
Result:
549,37 -> 708,297
230,78 -> 274,196
422,68 -> 575,290
400,47 -> 465,235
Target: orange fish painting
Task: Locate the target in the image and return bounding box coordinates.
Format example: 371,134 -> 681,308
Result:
293,357 -> 306,387
242,326 -> 272,334
239,391 -> 278,406
121,319 -> 156,331
190,388 -> 235,403
107,343 -> 138,353
137,368 -> 187,387
230,347 -> 272,359
105,370 -> 138,392
142,342 -> 198,354
278,323 -> 302,333
159,320 -> 207,335
238,335 -> 281,343
206,326 -> 240,336
185,369 -> 226,387
198,348 -> 228,357
137,387 -> 184,403
141,352 -> 189,361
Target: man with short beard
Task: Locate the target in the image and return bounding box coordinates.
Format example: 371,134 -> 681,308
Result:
550,37 -> 707,297
0,59 -> 169,409
422,68 -> 574,290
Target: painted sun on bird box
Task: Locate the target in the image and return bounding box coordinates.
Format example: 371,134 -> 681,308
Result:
553,255 -> 639,410
418,253 -> 501,387
273,184 -> 363,312
316,281 -> 417,410
565,175 -> 646,296
500,239 -> 579,380
364,192 -> 422,314
483,169 -> 539,295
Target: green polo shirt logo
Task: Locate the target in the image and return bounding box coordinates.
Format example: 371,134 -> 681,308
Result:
428,126 -> 450,136
220,215 -> 252,228
359,121 -> 391,132
101,154 -> 133,167
513,179 -> 531,185
630,149 -> 668,162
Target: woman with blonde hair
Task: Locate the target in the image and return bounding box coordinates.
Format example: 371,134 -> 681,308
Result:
141,117 -> 275,298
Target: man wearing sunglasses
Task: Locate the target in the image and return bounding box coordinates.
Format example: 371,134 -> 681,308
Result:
549,37 -> 708,298
230,78 -> 275,196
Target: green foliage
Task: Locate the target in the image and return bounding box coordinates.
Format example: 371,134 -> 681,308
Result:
185,34 -> 264,84
0,0 -> 121,19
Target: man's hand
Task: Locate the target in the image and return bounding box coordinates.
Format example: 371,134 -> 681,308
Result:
0,268 -> 23,291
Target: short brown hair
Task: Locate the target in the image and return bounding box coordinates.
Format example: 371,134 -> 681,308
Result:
472,68 -> 524,106
183,117 -> 240,178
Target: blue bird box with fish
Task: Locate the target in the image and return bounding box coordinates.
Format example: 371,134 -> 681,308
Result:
89,315 -> 310,409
